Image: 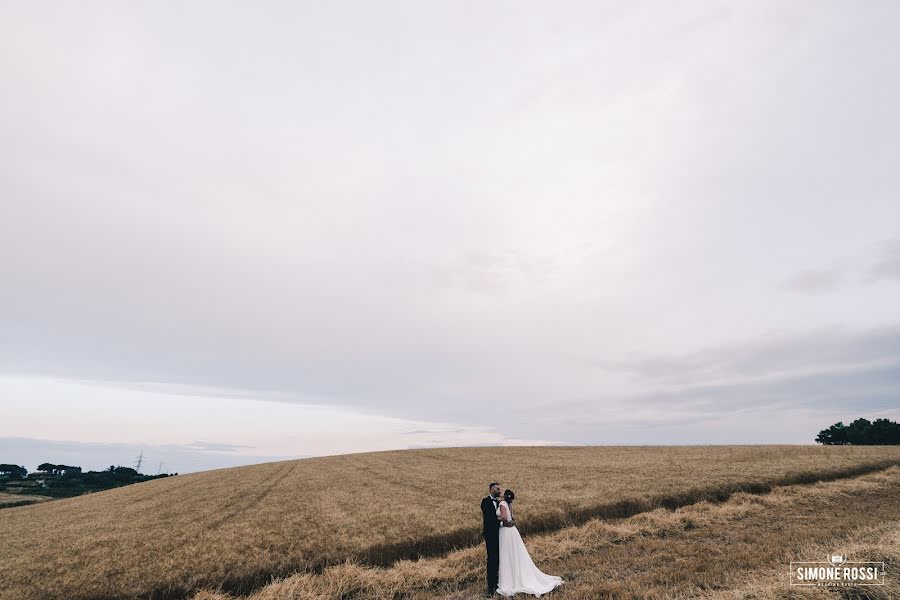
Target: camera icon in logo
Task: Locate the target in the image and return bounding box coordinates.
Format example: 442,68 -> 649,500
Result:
829,554 -> 847,565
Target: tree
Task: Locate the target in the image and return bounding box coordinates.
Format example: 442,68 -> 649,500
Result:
34,463 -> 83,476
0,464 -> 27,478
815,422 -> 849,445
59,466 -> 83,478
868,418 -> 900,444
846,418 -> 872,445
816,418 -> 900,445
112,466 -> 139,478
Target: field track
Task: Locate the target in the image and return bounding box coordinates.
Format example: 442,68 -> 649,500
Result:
347,458 -> 899,569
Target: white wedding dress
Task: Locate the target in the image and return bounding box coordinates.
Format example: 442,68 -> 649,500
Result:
496,500 -> 563,597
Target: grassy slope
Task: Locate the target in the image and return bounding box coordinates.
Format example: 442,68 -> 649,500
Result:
1,445 -> 898,600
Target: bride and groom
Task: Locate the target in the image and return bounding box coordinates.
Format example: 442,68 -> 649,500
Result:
480,482 -> 563,597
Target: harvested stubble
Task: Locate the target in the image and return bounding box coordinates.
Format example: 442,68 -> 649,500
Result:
1,445 -> 898,600
193,465 -> 900,600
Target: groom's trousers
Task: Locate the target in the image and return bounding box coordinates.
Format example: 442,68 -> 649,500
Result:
484,532 -> 499,594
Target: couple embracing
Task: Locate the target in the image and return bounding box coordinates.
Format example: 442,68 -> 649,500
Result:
480,482 -> 564,597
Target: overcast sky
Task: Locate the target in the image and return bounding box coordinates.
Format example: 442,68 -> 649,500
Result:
2,1 -> 899,473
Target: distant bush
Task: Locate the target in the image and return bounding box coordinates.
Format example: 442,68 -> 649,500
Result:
36,463 -> 83,476
0,464 -> 27,478
816,418 -> 900,445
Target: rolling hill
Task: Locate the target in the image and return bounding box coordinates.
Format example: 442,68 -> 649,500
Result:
1,445 -> 899,600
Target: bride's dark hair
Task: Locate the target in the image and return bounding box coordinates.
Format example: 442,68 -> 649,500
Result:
503,489 -> 515,503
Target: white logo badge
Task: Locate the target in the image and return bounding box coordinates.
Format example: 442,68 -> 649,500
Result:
791,553 -> 885,587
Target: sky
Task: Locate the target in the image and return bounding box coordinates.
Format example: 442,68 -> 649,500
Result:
2,1 -> 899,474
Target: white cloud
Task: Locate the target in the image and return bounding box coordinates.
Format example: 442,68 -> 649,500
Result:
1,1 -> 899,463
0,376 -> 562,472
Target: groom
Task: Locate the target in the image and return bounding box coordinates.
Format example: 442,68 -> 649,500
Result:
481,482 -> 512,596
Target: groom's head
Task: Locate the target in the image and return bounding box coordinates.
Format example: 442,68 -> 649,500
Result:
489,482 -> 500,497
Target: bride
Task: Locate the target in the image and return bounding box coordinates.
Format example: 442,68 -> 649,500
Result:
496,489 -> 563,597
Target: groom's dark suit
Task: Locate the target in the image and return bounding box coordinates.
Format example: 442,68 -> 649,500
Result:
481,495 -> 500,595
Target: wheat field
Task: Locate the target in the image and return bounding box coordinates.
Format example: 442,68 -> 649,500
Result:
1,445 -> 899,600
192,464 -> 900,600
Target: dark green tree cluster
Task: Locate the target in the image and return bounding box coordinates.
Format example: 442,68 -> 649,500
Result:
37,463 -> 82,475
0,462 -> 177,499
0,464 -> 28,478
815,418 -> 900,445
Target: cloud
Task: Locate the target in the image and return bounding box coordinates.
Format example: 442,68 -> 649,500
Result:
864,236 -> 900,284
400,429 -> 464,435
779,235 -> 900,294
588,323 -> 900,385
0,374 -> 567,472
188,440 -> 255,453
780,267 -> 846,294
1,2 -> 899,454
537,324 -> 900,443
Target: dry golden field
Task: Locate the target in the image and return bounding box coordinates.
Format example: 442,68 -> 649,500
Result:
192,464 -> 900,600
1,445 -> 899,600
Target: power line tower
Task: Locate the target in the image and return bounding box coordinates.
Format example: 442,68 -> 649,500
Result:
134,450 -> 144,473
156,460 -> 164,475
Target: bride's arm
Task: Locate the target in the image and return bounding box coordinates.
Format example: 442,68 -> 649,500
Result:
499,502 -> 511,525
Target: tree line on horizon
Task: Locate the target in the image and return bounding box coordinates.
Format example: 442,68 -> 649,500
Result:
815,418 -> 900,445
0,462 -> 177,499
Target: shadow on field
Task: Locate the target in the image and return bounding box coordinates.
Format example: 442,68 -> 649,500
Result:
147,460 -> 900,600
0,499 -> 44,510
